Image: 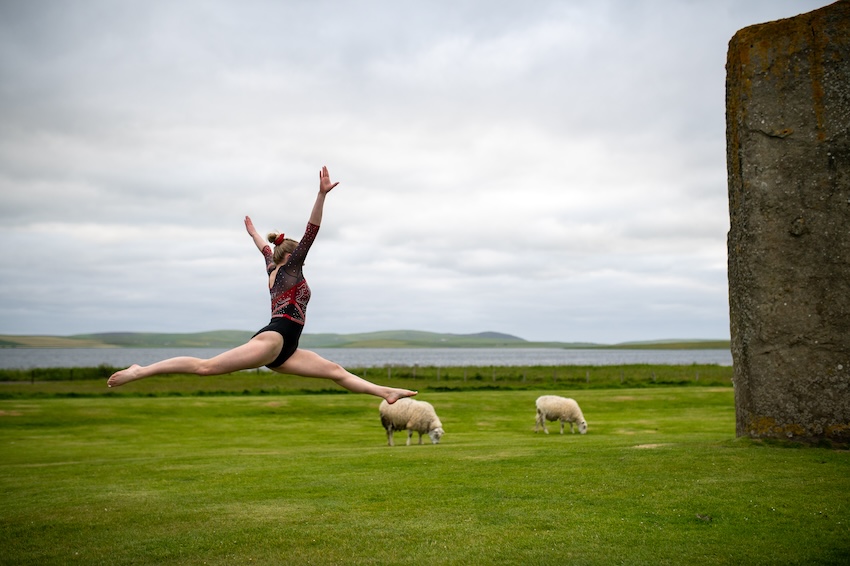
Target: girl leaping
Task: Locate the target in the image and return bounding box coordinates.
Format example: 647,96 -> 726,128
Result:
107,166 -> 417,404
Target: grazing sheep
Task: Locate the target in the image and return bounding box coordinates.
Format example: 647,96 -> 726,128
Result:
379,398 -> 444,446
535,395 -> 587,435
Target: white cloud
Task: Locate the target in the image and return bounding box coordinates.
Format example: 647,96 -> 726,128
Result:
0,0 -> 831,342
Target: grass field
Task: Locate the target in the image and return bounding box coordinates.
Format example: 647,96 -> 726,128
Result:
1,377 -> 848,565
0,363 -> 733,394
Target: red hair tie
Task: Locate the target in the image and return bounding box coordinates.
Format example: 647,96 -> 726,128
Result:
274,233 -> 285,245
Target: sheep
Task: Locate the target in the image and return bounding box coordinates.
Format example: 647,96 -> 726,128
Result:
534,395 -> 587,435
379,398 -> 444,446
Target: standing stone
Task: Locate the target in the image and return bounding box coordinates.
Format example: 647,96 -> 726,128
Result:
726,1 -> 850,444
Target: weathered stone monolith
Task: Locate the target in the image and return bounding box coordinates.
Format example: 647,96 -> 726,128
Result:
726,0 -> 850,444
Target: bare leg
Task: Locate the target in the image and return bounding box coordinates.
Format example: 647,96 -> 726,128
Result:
275,349 -> 417,403
106,333 -> 282,387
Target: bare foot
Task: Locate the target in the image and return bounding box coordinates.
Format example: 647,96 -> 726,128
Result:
384,388 -> 417,404
107,365 -> 143,388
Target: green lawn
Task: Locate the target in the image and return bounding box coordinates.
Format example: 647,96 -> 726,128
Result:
1,387 -> 848,565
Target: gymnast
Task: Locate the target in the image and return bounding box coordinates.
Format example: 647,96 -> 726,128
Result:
107,166 -> 417,404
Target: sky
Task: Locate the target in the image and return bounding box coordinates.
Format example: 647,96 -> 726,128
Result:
0,0 -> 833,344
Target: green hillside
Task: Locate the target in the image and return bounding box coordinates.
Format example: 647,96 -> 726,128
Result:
74,330 -> 256,348
299,330 -> 531,348
0,330 -> 729,350
600,339 -> 732,350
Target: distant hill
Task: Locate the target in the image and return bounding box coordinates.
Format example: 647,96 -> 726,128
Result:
602,339 -> 732,350
73,330 -> 256,348
299,330 -> 529,348
0,330 -> 527,349
0,330 -> 729,350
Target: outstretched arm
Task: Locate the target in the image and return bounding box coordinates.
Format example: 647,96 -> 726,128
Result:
244,216 -> 267,252
309,165 -> 339,227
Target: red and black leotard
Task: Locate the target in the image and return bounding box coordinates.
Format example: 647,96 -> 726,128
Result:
253,222 -> 319,367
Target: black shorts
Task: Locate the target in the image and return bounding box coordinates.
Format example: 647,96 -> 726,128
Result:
253,317 -> 304,368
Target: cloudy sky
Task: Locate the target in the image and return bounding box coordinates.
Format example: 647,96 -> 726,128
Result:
0,0 -> 831,344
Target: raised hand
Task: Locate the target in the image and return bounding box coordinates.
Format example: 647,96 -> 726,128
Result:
244,215 -> 258,236
318,166 -> 339,195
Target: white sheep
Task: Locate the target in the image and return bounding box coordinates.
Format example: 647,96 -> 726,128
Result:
379,398 -> 444,446
535,395 -> 588,435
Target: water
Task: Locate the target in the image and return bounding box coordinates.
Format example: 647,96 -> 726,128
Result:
0,347 -> 732,370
